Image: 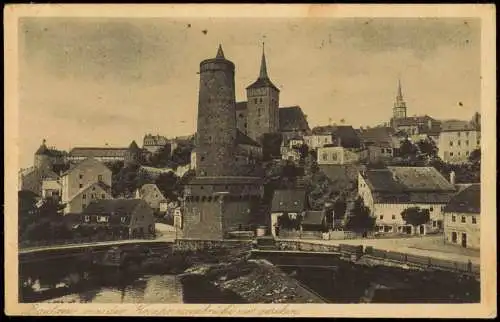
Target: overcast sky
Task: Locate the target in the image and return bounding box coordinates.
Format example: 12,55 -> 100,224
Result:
19,17 -> 480,169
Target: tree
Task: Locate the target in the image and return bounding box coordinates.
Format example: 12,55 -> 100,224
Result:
105,160 -> 125,176
18,191 -> 39,239
171,140 -> 195,167
261,133 -> 283,161
155,172 -> 180,200
401,207 -> 430,234
468,148 -> 481,164
416,139 -> 438,160
345,197 -> 375,234
399,139 -> 418,159
149,144 -> 173,168
112,162 -> 151,198
333,198 -> 347,221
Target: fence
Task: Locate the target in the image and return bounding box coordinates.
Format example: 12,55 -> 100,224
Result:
277,230 -> 374,240
270,240 -> 479,276
364,246 -> 479,275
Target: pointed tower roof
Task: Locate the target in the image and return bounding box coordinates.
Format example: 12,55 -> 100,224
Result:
259,42 -> 268,79
35,139 -> 50,155
129,140 -> 140,151
394,78 -> 406,108
247,42 -> 279,92
216,44 -> 225,59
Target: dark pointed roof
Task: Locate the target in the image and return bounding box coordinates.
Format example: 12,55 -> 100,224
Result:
216,44 -> 225,59
247,43 -> 279,92
394,78 -> 406,108
35,139 -> 50,155
129,140 -> 140,150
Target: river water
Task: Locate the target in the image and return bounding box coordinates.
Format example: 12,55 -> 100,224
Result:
40,274 -> 184,303
20,252 -> 479,304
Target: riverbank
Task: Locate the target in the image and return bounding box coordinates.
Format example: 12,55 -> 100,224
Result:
179,258 -> 326,303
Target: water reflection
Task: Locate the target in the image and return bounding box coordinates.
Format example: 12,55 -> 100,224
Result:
43,275 -> 183,303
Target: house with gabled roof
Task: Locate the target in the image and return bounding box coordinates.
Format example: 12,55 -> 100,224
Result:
135,183 -> 168,213
61,157 -> 112,212
77,199 -> 155,239
358,126 -> 401,163
270,188 -> 307,237
63,181 -> 113,214
443,184 -> 480,250
358,166 -> 456,235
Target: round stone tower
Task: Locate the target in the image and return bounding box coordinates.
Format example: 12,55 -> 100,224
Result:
195,45 -> 238,177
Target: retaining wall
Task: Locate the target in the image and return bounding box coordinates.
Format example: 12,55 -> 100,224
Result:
174,238 -> 252,252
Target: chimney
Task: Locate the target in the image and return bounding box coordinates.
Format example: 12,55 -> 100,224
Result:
449,170 -> 456,185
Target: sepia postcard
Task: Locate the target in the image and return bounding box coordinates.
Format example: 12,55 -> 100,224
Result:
4,3 -> 497,318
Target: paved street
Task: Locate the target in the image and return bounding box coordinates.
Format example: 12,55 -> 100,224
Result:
278,235 -> 480,265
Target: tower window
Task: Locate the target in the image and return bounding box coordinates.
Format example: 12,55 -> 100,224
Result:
254,98 -> 258,104
259,98 -> 263,103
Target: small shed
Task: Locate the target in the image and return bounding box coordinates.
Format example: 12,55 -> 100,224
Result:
301,210 -> 328,232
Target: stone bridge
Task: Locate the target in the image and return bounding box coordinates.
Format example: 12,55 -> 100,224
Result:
19,239 -> 174,264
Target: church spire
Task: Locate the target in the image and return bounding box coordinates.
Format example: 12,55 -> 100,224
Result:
393,77 -> 407,120
397,78 -> 403,100
216,44 -> 225,59
259,42 -> 268,79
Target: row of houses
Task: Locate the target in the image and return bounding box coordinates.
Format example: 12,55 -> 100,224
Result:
19,140 -> 187,240
268,166 -> 480,250
279,114 -> 480,167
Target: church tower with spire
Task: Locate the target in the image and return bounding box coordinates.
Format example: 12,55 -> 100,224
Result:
246,43 -> 280,142
393,79 -> 407,119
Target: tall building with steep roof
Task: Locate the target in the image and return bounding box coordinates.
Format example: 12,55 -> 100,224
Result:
393,79 -> 407,119
246,43 -> 280,142
182,45 -> 263,240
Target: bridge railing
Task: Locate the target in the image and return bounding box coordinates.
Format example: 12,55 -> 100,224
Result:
19,234 -> 157,250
